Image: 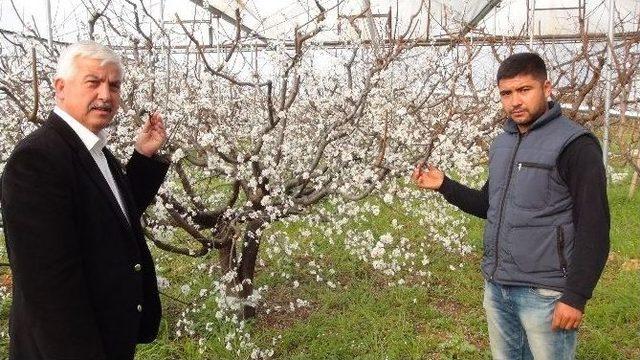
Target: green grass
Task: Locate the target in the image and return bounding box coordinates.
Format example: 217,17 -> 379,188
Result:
575,182 -> 640,359
0,178 -> 638,359
608,181 -> 640,258
134,178 -> 639,359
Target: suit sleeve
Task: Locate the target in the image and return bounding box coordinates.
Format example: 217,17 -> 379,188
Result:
2,146 -> 106,359
125,150 -> 170,218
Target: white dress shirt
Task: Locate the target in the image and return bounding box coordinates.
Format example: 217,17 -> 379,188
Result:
53,106 -> 129,223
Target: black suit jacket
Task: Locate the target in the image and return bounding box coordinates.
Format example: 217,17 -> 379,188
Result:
1,112 -> 170,359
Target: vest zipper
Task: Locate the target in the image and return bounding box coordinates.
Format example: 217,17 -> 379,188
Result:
556,225 -> 568,277
517,162 -> 553,171
490,133 -> 523,280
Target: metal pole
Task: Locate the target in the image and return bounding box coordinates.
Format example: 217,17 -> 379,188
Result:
216,16 -> 221,100
45,0 -> 53,48
426,0 -> 431,40
337,0 -> 342,35
529,0 -> 535,47
208,13 -> 213,46
602,0 -> 615,177
166,47 -> 170,103
160,0 -> 165,29
159,0 -> 169,103
216,17 -> 221,65
361,0 -> 381,58
253,44 -> 258,80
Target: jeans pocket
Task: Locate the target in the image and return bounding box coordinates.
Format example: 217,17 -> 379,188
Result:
531,287 -> 562,298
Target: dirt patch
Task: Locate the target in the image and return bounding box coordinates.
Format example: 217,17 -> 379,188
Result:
256,287 -> 315,330
1,274 -> 11,288
434,298 -> 465,316
258,304 -> 313,330
622,258 -> 640,271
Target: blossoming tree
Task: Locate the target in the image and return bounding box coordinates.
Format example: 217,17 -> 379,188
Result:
1,0 -> 638,357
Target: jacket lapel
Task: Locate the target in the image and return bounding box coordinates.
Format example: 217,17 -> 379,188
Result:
103,148 -> 139,231
103,148 -> 145,258
47,112 -> 132,232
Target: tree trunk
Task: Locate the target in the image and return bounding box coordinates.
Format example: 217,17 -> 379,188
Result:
217,237 -> 237,275
237,219 -> 264,319
616,88 -> 628,140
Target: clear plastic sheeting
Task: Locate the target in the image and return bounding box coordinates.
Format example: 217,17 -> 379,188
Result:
1,0 -> 638,46
484,0 -> 639,36
200,0 -> 497,41
189,0 -> 640,41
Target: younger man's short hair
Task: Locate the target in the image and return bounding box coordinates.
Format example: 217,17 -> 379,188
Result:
496,53 -> 547,84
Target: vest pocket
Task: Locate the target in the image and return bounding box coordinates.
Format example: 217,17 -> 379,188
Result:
481,221 -> 495,273
556,226 -> 568,277
508,226 -> 564,274
512,162 -> 552,209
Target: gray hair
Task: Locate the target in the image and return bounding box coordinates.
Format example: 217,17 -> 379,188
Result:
54,41 -> 122,80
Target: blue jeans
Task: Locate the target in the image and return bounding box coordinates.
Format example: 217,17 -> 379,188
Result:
483,280 -> 577,360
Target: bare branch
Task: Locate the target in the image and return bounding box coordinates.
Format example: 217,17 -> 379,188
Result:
144,227 -> 207,257
123,0 -> 153,48
87,0 -> 112,40
28,48 -> 40,124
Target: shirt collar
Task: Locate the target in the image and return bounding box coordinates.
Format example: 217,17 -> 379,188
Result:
53,106 -> 110,152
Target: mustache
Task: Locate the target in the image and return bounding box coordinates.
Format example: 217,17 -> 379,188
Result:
89,102 -> 113,111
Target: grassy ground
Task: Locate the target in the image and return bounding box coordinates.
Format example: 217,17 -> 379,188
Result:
1,179 -> 638,359
136,179 -> 639,359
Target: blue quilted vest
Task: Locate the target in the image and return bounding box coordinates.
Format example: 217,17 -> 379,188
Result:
482,101 -> 591,290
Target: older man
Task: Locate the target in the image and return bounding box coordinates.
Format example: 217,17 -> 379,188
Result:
2,41 -> 169,359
